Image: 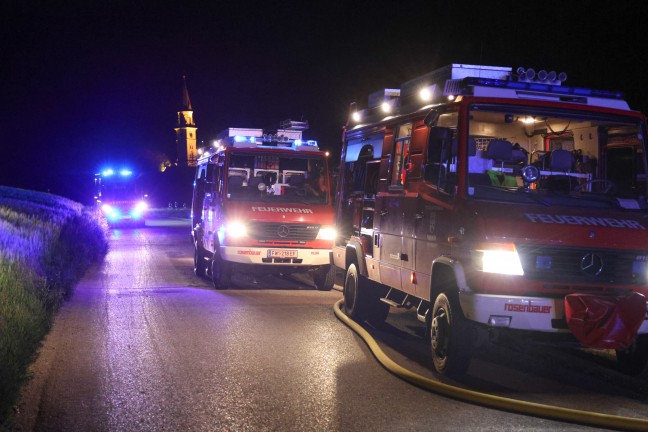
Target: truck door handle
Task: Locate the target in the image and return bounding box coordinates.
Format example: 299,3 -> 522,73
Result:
379,210 -> 389,216
415,212 -> 424,220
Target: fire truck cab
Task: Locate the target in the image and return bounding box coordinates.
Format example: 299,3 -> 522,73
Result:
192,122 -> 336,290
334,64 -> 648,375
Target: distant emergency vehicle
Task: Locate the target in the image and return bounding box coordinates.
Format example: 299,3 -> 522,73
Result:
333,64 -> 648,375
191,121 -> 336,290
95,168 -> 148,226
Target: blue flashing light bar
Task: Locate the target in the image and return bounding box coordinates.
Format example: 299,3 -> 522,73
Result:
99,168 -> 134,177
461,77 -> 625,100
228,135 -> 318,148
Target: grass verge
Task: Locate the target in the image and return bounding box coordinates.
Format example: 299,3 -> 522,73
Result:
0,186 -> 108,426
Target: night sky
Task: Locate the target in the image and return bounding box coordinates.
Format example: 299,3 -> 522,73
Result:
2,1 -> 648,204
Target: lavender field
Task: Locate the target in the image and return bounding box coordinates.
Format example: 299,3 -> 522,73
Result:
0,186 -> 108,425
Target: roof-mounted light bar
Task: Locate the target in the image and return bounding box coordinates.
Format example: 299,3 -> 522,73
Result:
98,168 -> 134,177
212,134 -> 319,150
515,67 -> 567,85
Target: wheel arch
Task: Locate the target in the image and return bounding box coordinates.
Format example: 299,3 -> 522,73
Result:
429,256 -> 470,301
345,237 -> 367,276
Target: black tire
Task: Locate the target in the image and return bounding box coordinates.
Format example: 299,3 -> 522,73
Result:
343,263 -> 389,326
194,244 -> 207,277
210,254 -> 231,289
616,335 -> 648,375
313,265 -> 335,291
429,292 -> 473,375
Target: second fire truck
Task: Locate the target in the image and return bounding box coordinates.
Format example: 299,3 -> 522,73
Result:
192,122 -> 336,290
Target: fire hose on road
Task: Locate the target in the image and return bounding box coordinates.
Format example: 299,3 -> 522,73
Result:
333,298 -> 648,431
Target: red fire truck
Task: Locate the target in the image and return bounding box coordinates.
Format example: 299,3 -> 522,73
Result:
192,121 -> 336,290
333,64 -> 648,375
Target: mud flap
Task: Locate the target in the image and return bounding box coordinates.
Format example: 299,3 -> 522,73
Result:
565,292 -> 646,350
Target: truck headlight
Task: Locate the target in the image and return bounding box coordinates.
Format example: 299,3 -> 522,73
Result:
132,201 -> 148,217
101,204 -> 120,220
316,226 -> 337,240
226,221 -> 248,238
474,243 -> 524,276
134,201 -> 148,212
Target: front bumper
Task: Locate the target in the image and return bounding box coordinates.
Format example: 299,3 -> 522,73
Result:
221,246 -> 331,266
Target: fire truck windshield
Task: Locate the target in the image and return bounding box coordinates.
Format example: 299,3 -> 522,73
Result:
462,104 -> 648,209
226,152 -> 329,205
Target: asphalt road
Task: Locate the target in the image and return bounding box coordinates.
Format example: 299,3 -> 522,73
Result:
9,218 -> 648,431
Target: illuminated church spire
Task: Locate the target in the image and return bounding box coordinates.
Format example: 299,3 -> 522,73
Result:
174,75 -> 197,167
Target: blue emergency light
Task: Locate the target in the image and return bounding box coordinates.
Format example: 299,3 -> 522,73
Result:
295,139 -> 318,147
234,135 -> 250,142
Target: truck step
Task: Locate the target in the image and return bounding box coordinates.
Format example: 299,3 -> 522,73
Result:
380,297 -> 403,307
416,299 -> 430,323
380,288 -> 411,308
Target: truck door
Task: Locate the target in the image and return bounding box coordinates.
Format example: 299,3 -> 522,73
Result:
204,160 -> 225,255
375,123 -> 413,294
193,164 -> 208,228
413,112 -> 457,300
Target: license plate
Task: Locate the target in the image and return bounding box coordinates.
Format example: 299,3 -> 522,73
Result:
268,249 -> 298,258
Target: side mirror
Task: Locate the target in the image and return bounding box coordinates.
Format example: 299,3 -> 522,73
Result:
424,163 -> 446,184
195,177 -> 206,192
427,126 -> 452,162
424,109 -> 440,127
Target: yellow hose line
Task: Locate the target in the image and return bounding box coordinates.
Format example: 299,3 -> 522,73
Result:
333,298 -> 648,431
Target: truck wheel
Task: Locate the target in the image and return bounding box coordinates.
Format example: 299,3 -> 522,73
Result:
430,292 -> 473,375
211,255 -> 231,289
616,335 -> 648,375
343,263 -> 389,326
313,265 -> 335,291
194,244 -> 207,277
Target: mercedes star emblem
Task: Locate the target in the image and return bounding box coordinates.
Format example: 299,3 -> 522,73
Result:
277,225 -> 290,238
580,253 -> 603,276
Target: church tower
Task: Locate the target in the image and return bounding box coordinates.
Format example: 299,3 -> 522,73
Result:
174,76 -> 198,167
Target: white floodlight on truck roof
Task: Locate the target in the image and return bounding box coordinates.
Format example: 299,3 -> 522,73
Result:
419,84 -> 436,102
368,88 -> 400,109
